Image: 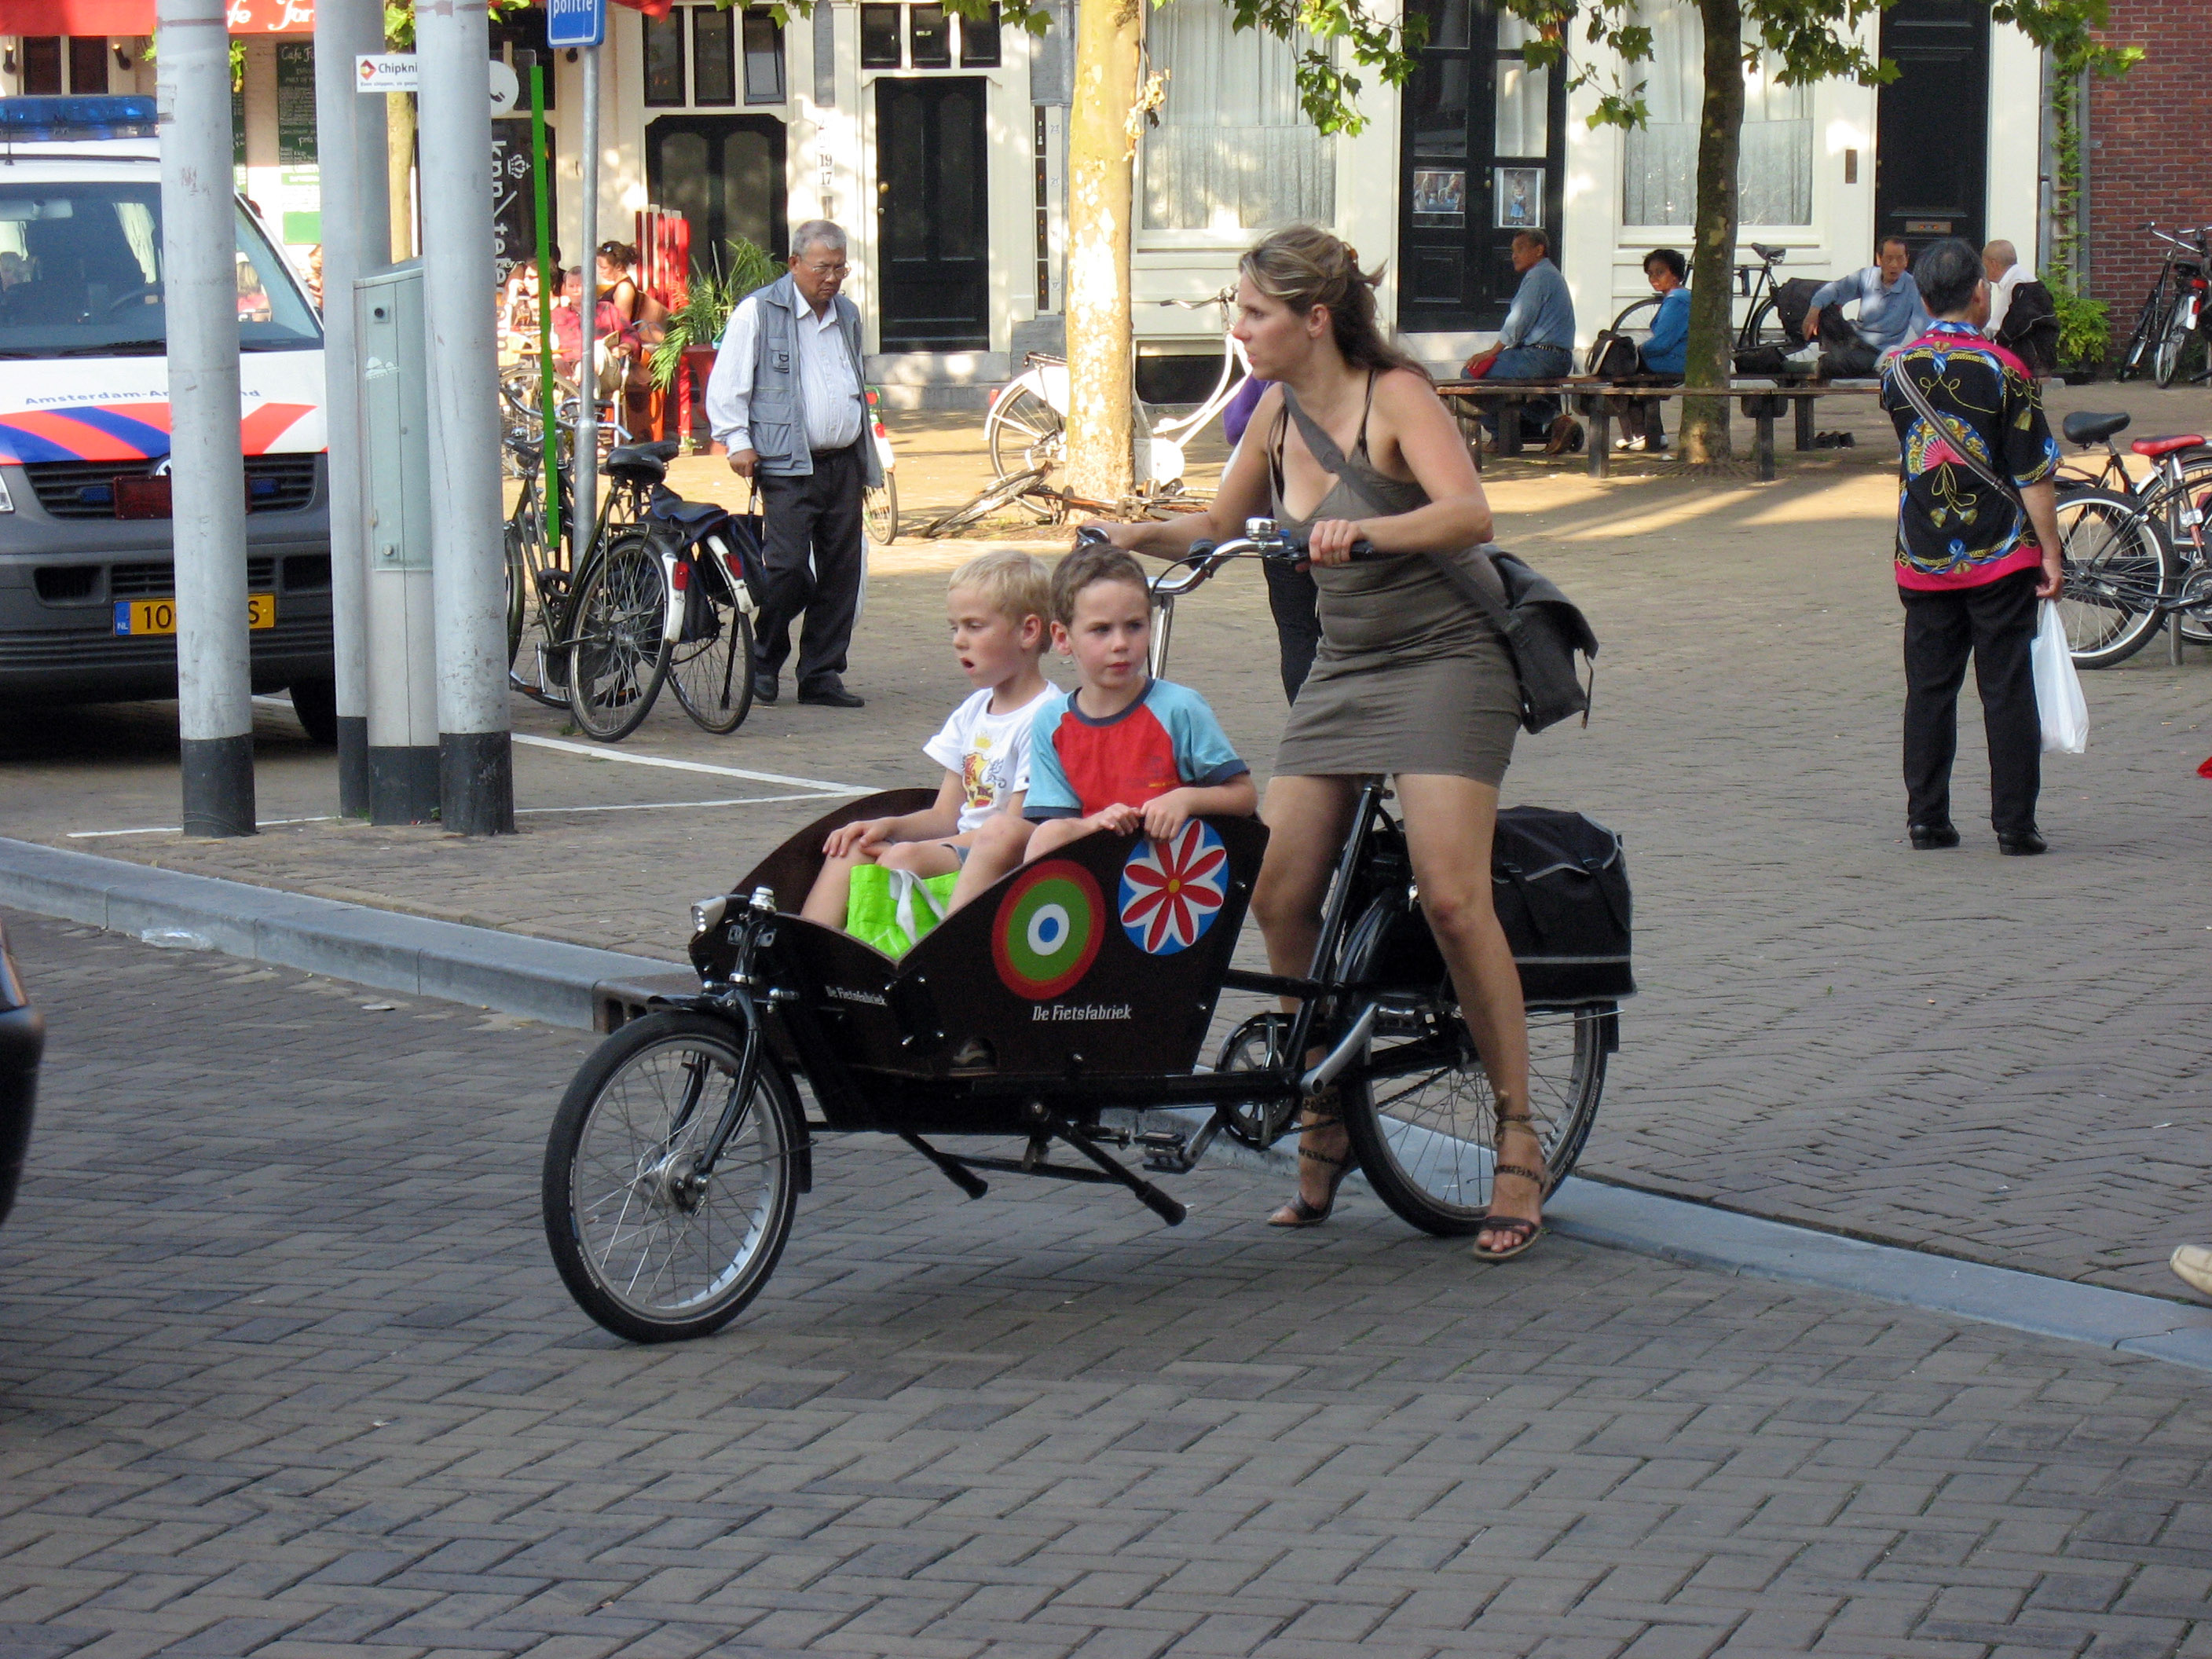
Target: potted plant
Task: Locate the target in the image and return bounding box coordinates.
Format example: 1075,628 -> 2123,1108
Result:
650,239 -> 780,447
2052,284 -> 2110,384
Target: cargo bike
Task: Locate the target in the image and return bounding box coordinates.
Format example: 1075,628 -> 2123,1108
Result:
541,524 -> 1634,1342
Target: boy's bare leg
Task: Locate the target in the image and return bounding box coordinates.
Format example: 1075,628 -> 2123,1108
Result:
1023,818 -> 1090,862
800,852 -> 870,928
878,840 -> 965,877
947,815 -> 1032,911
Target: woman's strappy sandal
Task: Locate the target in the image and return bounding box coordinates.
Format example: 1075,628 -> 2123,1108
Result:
1268,1093 -> 1352,1229
1471,1111 -> 1545,1262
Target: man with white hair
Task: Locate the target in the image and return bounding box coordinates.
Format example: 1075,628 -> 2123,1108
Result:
706,220 -> 880,709
1983,240 -> 2028,335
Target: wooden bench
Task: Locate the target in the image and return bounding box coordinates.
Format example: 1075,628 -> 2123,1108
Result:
1436,376 -> 1888,481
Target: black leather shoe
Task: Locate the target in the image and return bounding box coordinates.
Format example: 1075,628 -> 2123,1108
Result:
1997,828 -> 2048,856
797,683 -> 866,709
1908,821 -> 1959,850
751,672 -> 778,705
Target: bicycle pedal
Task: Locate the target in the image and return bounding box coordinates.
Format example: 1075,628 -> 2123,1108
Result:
1137,1129 -> 1189,1173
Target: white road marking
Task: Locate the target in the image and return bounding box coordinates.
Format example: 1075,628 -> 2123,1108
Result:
511,732 -> 866,793
515,793 -> 854,815
69,816 -> 339,839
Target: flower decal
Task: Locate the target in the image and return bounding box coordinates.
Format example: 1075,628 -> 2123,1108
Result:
1119,821 -> 1229,956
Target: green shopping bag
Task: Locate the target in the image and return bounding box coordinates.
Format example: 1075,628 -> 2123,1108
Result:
845,864 -> 960,957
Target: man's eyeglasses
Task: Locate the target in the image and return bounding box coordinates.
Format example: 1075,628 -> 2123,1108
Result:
800,260 -> 849,278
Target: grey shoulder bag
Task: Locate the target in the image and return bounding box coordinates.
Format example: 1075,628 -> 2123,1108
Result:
1425,546 -> 1601,734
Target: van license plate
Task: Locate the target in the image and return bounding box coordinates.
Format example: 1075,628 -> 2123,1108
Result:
114,595 -> 276,635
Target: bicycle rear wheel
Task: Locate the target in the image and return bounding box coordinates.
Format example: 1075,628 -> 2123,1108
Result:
865,474 -> 899,544
1333,898 -> 1609,1237
986,379 -> 1064,522
567,529 -> 672,741
1743,296 -> 1791,349
2155,313 -> 2194,387
667,558 -> 755,734
2055,488 -> 2175,668
1608,295 -> 1662,335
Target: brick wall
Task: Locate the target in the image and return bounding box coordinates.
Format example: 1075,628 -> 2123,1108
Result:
2084,0 -> 2212,319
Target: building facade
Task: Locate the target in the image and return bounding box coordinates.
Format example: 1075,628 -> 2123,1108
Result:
2080,0 -> 2212,324
4,0 -> 2060,398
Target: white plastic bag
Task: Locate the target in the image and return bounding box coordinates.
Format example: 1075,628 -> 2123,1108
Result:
2034,600 -> 2089,754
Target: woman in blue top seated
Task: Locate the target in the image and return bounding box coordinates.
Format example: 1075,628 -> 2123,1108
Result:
1613,248 -> 1689,453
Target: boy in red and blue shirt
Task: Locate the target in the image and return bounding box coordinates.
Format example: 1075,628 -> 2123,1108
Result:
1014,544 -> 1254,863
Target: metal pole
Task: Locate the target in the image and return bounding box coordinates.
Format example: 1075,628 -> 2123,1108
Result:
316,0 -> 392,816
415,0 -> 515,833
156,0 -> 255,837
529,55 -> 561,552
575,42 -> 599,548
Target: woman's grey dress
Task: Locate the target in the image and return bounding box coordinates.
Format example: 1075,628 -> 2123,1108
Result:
1269,382 -> 1522,785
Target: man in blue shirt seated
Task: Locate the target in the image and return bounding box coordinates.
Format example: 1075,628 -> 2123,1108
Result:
1464,229 -> 1581,453
1804,236 -> 1931,379
1610,247 -> 1688,453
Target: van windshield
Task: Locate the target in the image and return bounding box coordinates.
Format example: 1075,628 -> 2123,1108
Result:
0,181 -> 320,357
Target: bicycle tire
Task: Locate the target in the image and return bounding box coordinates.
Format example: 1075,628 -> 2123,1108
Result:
542,1011 -> 802,1344
985,378 -> 1065,495
2155,314 -> 2190,387
865,474 -> 899,544
566,528 -> 672,741
1332,895 -> 1609,1237
1743,296 -> 1789,349
2054,488 -> 2176,668
923,467 -> 1053,538
2119,275 -> 2172,380
668,574 -> 755,734
1608,295 -> 1663,335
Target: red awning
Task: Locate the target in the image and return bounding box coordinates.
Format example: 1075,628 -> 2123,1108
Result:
610,0 -> 672,18
0,0 -> 314,32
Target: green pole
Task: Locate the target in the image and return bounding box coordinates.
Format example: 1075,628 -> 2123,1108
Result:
530,56 -> 560,553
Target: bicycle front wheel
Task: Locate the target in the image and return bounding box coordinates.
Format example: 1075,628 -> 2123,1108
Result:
667,566 -> 755,734
1334,899 -> 1609,1236
1743,296 -> 1791,349
542,1012 -> 803,1344
567,529 -> 672,741
2055,488 -> 2175,668
2156,315 -> 2192,387
1608,295 -> 1662,335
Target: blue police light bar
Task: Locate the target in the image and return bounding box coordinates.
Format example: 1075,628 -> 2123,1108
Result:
544,0 -> 606,48
0,96 -> 159,141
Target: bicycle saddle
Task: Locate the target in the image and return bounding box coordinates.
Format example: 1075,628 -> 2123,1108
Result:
1749,242 -> 1786,264
2062,410 -> 2131,445
2132,434 -> 2207,459
603,441 -> 675,482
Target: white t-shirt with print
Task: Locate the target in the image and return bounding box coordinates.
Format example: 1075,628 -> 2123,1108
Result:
924,685 -> 1053,833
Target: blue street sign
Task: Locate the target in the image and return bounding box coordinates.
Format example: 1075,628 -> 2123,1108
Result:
545,0 -> 606,49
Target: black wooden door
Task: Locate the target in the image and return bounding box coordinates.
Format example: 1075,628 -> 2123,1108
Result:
1875,0 -> 1989,255
876,77 -> 990,350
646,115 -> 789,262
1396,0 -> 1566,333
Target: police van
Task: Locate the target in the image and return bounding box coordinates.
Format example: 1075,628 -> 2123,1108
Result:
0,95 -> 333,739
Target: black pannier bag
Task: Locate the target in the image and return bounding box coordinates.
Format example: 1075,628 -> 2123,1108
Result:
1491,806 -> 1634,1003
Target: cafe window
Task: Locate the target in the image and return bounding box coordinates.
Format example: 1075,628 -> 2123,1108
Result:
1622,0 -> 1809,225
742,10 -> 786,103
644,12 -> 687,105
643,8 -> 786,109
861,4 -> 998,70
694,8 -> 736,105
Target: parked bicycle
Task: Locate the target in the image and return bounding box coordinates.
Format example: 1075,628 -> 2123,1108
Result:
504,436 -> 760,739
2049,410 -> 2212,666
1609,241 -> 1796,349
984,289 -> 1251,507
2115,225 -> 2211,386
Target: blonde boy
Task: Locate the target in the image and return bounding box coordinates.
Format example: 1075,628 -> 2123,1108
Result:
800,551 -> 1055,928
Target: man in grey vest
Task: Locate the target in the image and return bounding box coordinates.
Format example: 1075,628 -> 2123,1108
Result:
705,221 -> 882,708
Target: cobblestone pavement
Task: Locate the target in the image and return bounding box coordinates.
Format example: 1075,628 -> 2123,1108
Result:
6,912 -> 2212,1659
7,386 -> 2212,1306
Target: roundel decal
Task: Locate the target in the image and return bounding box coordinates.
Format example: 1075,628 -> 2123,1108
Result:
1119,820 -> 1229,955
992,860 -> 1105,999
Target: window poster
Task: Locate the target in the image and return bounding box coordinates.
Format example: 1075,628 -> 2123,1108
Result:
1411,167 -> 1465,227
1493,165 -> 1544,231
274,42 -> 320,248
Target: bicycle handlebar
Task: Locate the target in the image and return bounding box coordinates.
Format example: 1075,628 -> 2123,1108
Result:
1075,518 -> 1376,599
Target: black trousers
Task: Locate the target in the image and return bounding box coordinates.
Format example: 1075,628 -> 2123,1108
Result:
1264,558 -> 1322,703
1899,567 -> 2042,834
1816,307 -> 1879,379
753,443 -> 865,691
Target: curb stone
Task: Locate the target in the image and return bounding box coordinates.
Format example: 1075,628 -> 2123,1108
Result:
5,833 -> 2210,1372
